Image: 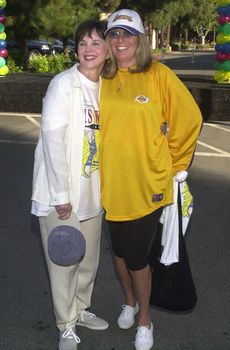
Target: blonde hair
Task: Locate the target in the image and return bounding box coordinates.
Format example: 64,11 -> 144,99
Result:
102,33 -> 152,79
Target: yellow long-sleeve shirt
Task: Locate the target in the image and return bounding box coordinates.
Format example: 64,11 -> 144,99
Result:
100,62 -> 202,221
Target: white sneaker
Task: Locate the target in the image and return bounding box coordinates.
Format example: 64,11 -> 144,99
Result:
135,323 -> 154,350
59,327 -> 80,350
76,310 -> 109,330
117,304 -> 139,329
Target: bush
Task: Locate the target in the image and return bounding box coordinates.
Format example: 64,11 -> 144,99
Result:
7,56 -> 23,73
28,53 -> 72,74
181,43 -> 189,50
171,42 -> 181,51
196,43 -> 214,50
7,48 -> 26,68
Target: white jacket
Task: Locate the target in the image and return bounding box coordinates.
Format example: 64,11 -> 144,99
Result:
32,64 -> 86,214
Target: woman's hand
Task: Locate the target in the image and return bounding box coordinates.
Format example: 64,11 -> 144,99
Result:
55,203 -> 72,220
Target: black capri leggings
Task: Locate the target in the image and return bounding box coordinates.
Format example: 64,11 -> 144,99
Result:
107,207 -> 163,271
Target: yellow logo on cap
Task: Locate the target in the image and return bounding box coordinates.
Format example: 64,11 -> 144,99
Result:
113,15 -> 133,22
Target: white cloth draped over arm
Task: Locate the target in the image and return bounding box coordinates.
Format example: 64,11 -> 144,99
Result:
159,171 -> 193,265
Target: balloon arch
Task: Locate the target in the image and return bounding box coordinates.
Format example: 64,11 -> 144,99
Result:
0,0 -> 8,76
215,0 -> 230,83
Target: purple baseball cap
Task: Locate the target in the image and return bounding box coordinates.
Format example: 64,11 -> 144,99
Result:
47,211 -> 86,266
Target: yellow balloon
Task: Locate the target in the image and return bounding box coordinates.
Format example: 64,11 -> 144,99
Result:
214,70 -> 230,83
0,32 -> 6,40
0,64 -> 9,75
0,0 -> 6,9
217,0 -> 230,6
216,32 -> 230,44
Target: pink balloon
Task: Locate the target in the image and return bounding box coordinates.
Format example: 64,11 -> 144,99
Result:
218,15 -> 230,24
0,48 -> 8,57
216,52 -> 230,61
0,15 -> 6,24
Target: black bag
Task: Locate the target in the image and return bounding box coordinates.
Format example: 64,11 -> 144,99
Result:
149,184 -> 197,312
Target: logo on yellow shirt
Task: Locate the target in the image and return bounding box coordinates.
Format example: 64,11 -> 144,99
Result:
135,95 -> 149,104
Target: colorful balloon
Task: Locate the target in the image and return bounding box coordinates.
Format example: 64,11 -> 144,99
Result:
214,69 -> 230,82
222,43 -> 230,52
0,31 -> 6,40
0,15 -> 6,24
0,0 -> 6,9
0,64 -> 8,75
0,23 -> 4,33
217,0 -> 230,6
222,22 -> 230,33
0,9 -> 4,15
215,43 -> 230,52
216,52 -> 230,61
216,5 -> 230,15
217,15 -> 230,24
215,61 -> 222,70
217,22 -> 230,34
0,48 -> 7,57
0,56 -> 5,67
216,24 -> 223,33
220,60 -> 230,70
0,39 -> 6,48
216,32 -> 230,44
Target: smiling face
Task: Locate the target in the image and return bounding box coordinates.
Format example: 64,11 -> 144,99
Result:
107,28 -> 139,68
77,29 -> 107,81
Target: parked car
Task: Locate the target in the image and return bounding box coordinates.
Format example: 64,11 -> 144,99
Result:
7,39 -> 55,59
52,38 -> 76,56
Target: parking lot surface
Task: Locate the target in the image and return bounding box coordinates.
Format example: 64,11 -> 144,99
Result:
0,113 -> 229,350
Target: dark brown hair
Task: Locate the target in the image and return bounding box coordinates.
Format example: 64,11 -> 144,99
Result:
75,19 -> 107,55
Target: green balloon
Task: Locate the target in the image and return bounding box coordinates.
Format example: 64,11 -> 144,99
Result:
0,57 -> 5,67
0,24 -> 5,33
223,23 -> 230,35
215,62 -> 222,70
222,60 -> 230,71
216,25 -> 223,34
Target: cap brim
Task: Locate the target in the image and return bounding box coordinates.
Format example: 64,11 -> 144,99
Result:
105,25 -> 140,36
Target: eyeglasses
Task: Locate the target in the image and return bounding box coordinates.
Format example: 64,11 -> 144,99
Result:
107,29 -> 136,39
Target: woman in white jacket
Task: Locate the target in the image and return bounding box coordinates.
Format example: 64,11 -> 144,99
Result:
31,20 -> 109,350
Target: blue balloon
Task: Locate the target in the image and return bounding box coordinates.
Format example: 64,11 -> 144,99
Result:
216,5 -> 230,15
215,43 -> 223,52
0,9 -> 4,15
222,43 -> 230,52
215,43 -> 230,53
0,39 -> 6,49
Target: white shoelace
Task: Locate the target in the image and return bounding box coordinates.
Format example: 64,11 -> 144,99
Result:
121,304 -> 138,319
61,327 -> 81,344
135,325 -> 151,339
79,310 -> 96,320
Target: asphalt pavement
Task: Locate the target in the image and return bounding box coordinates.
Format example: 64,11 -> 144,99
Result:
0,52 -> 230,350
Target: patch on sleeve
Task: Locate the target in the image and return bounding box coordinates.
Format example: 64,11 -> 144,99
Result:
152,193 -> 163,202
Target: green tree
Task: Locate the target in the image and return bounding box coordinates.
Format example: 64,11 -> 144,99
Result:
6,0 -> 49,43
117,0 -> 193,48
6,0 -> 104,43
37,0 -> 79,41
188,0 -> 217,44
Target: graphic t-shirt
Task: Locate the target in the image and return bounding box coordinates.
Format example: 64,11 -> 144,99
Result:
77,71 -> 103,220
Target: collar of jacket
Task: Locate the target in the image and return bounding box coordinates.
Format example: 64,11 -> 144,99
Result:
69,63 -> 82,88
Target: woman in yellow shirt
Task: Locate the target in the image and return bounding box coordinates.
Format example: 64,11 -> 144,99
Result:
100,9 -> 202,350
